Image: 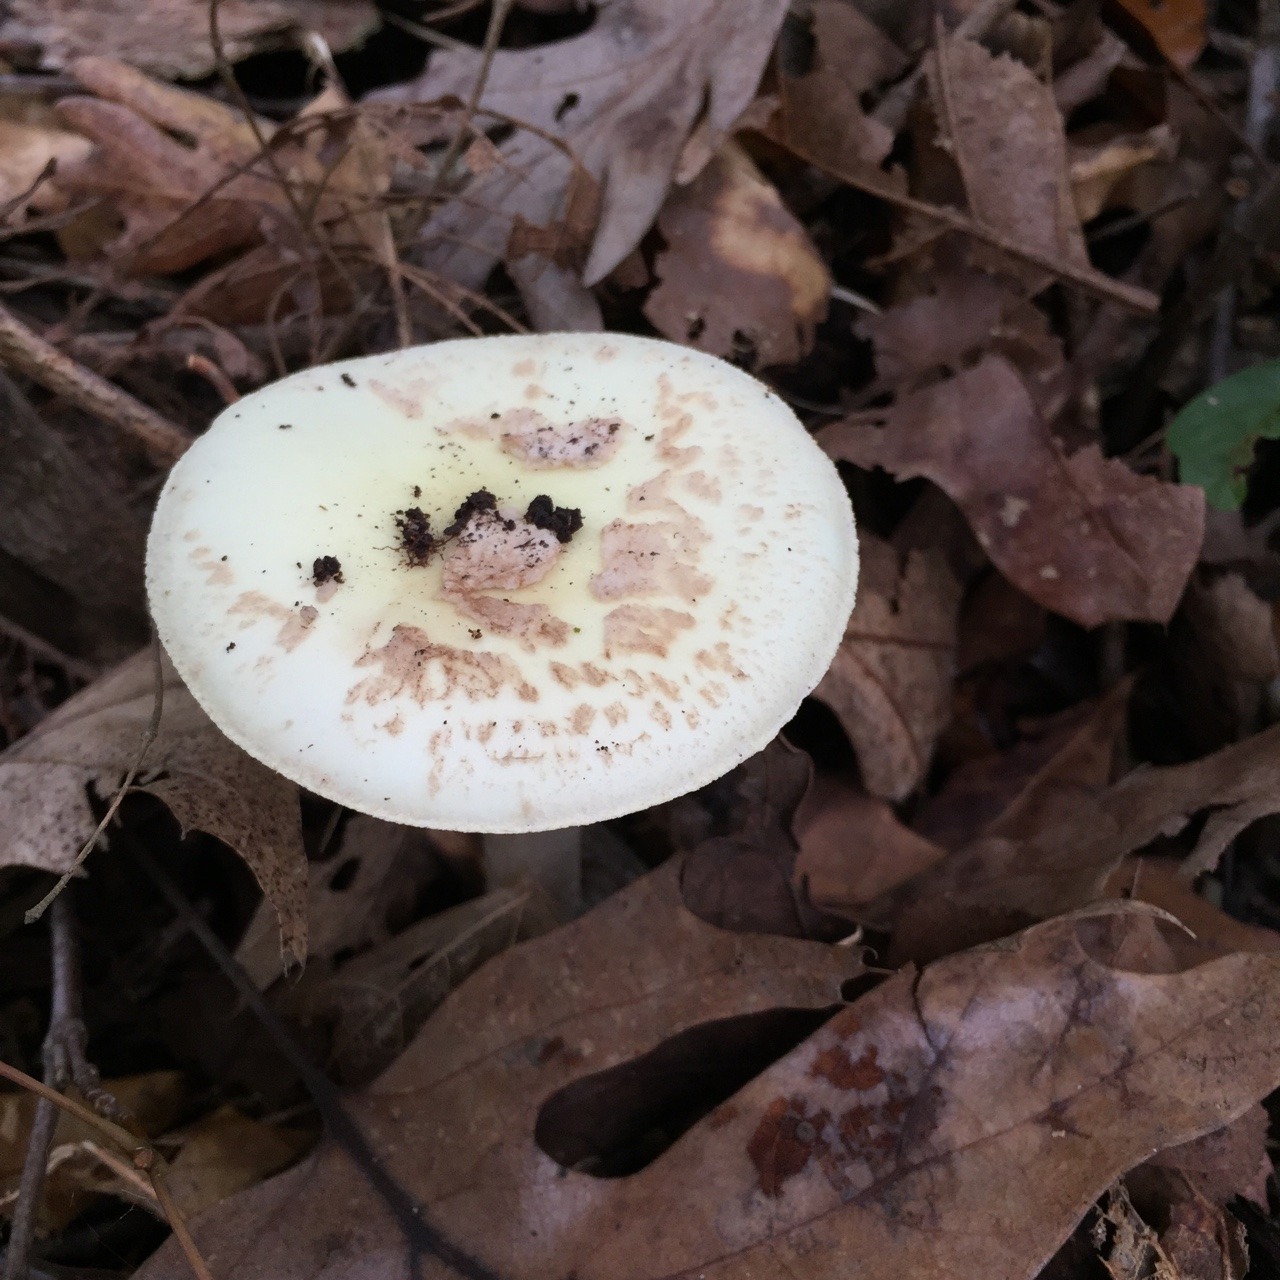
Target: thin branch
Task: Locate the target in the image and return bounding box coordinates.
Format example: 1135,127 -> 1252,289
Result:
781,140 -> 1160,314
0,302 -> 191,463
0,1057 -> 211,1280
127,838 -> 503,1280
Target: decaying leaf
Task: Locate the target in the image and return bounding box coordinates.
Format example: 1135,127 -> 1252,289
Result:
0,648 -> 307,964
772,0 -> 907,186
0,0 -> 378,79
927,35 -> 1090,279
885,719 -> 1280,965
381,0 -> 789,304
794,773 -> 945,922
813,532 -> 961,801
163,1106 -> 316,1221
134,891 -> 1280,1280
822,355 -> 1206,627
644,141 -> 830,369
679,740 -> 845,939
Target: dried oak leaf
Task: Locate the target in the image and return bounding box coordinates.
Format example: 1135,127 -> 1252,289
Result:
0,648 -> 306,965
644,140 -> 830,369
0,0 -> 377,79
772,0 -> 907,186
821,355 -> 1206,628
135,894 -> 1280,1280
927,36 -> 1090,280
883,719 -> 1280,966
812,532 -> 961,801
379,0 -> 789,297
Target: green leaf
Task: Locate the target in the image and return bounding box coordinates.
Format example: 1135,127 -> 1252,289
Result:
1167,360 -> 1280,510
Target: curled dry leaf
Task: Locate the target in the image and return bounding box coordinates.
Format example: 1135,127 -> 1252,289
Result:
821,355 -> 1206,627
380,0 -> 789,299
927,36 -> 1089,282
771,0 -> 907,186
885,718 -> 1280,966
0,648 -> 307,965
644,141 -> 830,369
135,893 -> 1280,1280
0,0 -> 377,79
812,532 -> 961,802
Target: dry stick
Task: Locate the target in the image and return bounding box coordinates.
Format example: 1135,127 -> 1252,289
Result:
4,892 -> 116,1280
185,353 -> 241,405
0,1059 -> 212,1280
0,303 -> 191,464
25,639 -> 165,927
126,839 -> 503,1280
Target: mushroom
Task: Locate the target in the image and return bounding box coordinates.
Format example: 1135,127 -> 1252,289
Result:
146,333 -> 858,910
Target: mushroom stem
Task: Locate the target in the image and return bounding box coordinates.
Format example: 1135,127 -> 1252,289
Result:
483,828 -> 582,918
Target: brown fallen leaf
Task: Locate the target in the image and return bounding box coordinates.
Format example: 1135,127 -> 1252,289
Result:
915,687 -> 1129,850
163,1105 -> 316,1221
0,0 -> 378,79
0,97 -> 90,219
644,140 -> 830,369
771,0 -> 907,186
793,773 -> 945,922
812,532 -> 961,801
0,648 -> 307,965
1106,0 -> 1208,69
821,355 -> 1206,627
1069,124 -> 1176,224
884,719 -> 1280,965
135,895 -> 1280,1280
378,0 -> 789,306
680,740 -> 847,939
927,35 -> 1090,282
235,814 -> 444,989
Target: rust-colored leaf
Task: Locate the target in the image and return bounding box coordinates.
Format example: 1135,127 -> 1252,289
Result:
821,355 -> 1206,627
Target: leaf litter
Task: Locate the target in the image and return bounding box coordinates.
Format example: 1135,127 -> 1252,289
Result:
5,0 -> 1280,1277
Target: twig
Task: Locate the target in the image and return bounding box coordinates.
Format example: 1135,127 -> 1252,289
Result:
185,353 -> 241,405
126,838 -> 503,1280
1208,0 -> 1280,383
382,10 -> 474,53
0,302 -> 191,463
25,639 -> 165,927
427,0 -> 516,200
4,892 -> 116,1280
0,1057 -> 211,1280
782,139 -> 1160,313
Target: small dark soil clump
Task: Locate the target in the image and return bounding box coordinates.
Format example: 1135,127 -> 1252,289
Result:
525,494 -> 584,543
312,555 -> 344,585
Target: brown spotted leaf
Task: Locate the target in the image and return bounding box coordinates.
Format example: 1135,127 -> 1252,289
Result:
812,532 -> 961,801
927,35 -> 1089,276
821,355 -> 1205,627
644,141 -> 830,369
134,892 -> 1280,1280
0,648 -> 306,965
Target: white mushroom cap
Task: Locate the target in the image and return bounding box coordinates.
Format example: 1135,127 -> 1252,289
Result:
146,334 -> 858,832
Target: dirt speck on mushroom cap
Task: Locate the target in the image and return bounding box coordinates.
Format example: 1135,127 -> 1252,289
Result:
146,333 -> 858,832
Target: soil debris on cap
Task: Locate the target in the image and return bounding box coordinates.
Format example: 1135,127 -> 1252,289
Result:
444,490 -> 498,537
525,494 -> 585,543
395,507 -> 438,567
312,555 -> 344,585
